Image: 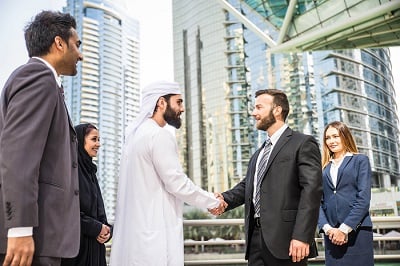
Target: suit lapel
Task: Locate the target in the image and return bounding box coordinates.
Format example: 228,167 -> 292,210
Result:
58,84 -> 76,135
263,127 -> 291,177
336,156 -> 352,187
324,163 -> 335,188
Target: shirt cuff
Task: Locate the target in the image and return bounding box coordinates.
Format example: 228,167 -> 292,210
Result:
339,223 -> 352,234
8,227 -> 33,237
322,224 -> 333,234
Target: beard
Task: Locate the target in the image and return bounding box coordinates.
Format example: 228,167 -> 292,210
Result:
164,104 -> 182,129
256,109 -> 275,131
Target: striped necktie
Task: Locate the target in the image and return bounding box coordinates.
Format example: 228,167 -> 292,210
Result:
60,84 -> 65,99
254,139 -> 272,217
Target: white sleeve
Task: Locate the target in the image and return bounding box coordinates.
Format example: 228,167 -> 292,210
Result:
152,130 -> 219,209
8,227 -> 33,237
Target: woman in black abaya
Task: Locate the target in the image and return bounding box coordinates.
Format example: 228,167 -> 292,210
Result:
61,123 -> 112,266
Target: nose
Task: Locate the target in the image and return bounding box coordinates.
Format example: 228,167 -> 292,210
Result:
78,53 -> 83,61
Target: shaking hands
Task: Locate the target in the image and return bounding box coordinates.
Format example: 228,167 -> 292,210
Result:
208,192 -> 227,216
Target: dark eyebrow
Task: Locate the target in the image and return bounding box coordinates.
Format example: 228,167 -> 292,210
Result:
77,40 -> 82,47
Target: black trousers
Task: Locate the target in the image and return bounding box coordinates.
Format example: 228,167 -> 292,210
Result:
248,225 -> 308,266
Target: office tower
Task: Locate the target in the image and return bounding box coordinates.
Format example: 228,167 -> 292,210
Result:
173,0 -> 400,214
173,0 -> 254,192
313,49 -> 400,215
64,0 -> 140,220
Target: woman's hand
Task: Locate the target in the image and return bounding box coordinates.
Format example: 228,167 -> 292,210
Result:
327,228 -> 347,245
96,224 -> 111,244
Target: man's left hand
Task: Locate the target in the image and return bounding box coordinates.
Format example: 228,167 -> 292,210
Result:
288,239 -> 309,262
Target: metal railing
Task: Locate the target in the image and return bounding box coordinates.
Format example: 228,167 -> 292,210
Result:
183,216 -> 400,265
105,216 -> 400,265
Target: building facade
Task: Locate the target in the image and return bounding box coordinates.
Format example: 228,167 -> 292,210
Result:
64,0 -> 140,220
173,0 -> 400,215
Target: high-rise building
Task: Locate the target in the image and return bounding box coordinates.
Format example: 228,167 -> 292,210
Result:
64,0 -> 140,220
173,0 -> 400,214
173,0 -> 253,193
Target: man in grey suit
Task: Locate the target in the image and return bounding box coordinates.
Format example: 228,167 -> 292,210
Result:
213,89 -> 322,265
0,11 -> 83,266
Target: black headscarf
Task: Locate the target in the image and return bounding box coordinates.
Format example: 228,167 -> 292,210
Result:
63,124 -> 110,266
75,123 -> 97,180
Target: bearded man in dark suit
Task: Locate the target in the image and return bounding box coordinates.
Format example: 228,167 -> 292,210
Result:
213,89 -> 322,266
0,10 -> 83,266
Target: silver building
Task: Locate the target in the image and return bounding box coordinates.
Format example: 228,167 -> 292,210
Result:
173,0 -> 400,215
64,0 -> 140,220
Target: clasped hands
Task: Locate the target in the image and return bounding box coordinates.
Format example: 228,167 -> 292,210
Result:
326,228 -> 347,246
208,193 -> 227,216
97,224 -> 111,244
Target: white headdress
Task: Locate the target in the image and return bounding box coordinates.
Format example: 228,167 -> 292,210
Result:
124,80 -> 181,141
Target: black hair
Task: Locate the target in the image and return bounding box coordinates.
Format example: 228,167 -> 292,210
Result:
24,10 -> 77,57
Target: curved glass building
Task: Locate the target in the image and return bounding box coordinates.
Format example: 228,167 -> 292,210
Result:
173,0 -> 400,215
314,49 -> 400,215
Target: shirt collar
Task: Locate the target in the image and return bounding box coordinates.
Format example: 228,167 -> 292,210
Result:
268,124 -> 288,145
329,152 -> 353,162
32,57 -> 62,87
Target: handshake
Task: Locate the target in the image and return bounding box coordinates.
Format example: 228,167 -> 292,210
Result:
208,193 -> 227,216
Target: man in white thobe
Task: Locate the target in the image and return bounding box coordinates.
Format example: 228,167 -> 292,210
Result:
110,81 -> 226,266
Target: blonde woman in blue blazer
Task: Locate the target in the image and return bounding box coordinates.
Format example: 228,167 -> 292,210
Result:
318,121 -> 373,265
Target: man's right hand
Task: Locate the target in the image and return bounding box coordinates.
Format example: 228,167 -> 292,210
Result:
208,193 -> 228,216
3,236 -> 34,266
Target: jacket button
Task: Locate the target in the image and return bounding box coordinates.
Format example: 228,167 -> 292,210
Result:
74,189 -> 79,195
72,162 -> 78,168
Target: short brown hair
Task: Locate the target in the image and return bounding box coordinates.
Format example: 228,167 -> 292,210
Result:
255,89 -> 289,121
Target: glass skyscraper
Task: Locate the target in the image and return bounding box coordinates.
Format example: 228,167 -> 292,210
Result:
64,0 -> 140,220
173,0 -> 400,215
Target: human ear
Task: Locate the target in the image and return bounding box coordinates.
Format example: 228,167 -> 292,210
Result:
273,105 -> 282,115
54,36 -> 64,50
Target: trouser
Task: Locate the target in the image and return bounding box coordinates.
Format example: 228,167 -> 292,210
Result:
248,222 -> 308,266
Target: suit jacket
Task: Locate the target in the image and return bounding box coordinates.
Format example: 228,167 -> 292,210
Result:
318,154 -> 372,231
222,127 -> 322,259
0,58 -> 80,257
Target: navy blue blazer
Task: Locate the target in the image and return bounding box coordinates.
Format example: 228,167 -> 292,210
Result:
318,154 -> 372,231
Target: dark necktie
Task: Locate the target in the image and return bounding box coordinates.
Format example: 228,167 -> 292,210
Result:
60,84 -> 65,99
254,139 -> 272,217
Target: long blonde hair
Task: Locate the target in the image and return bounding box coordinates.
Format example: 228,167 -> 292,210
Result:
322,121 -> 358,168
